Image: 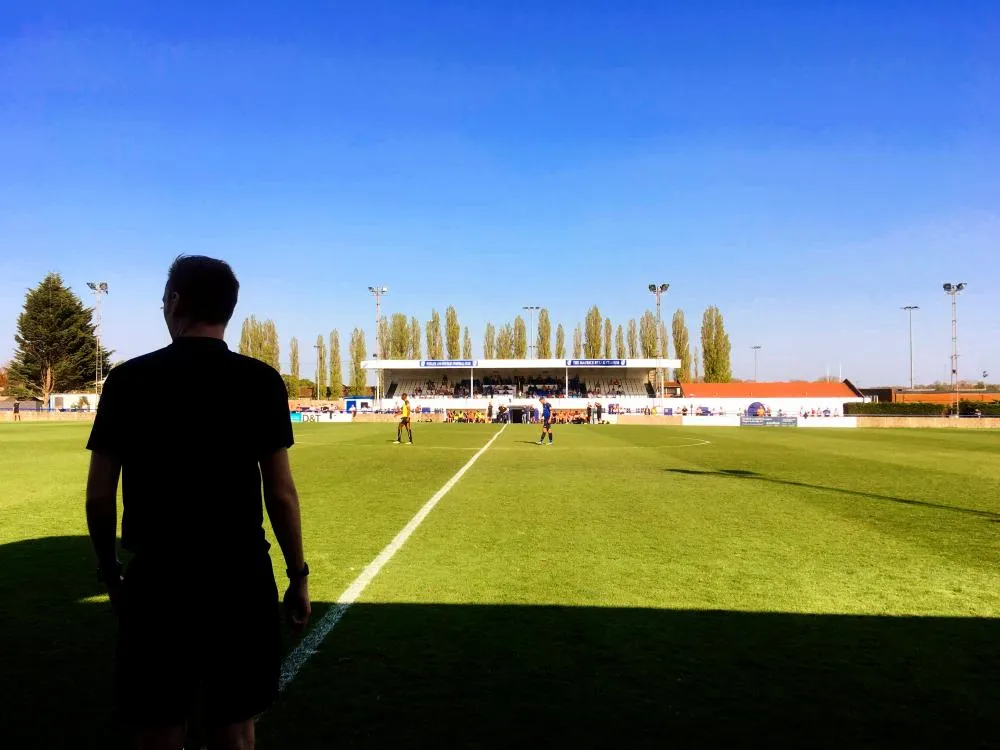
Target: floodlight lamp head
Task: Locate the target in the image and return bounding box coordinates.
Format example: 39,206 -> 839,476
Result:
99,282 -> 108,292
648,284 -> 657,292
659,283 -> 670,292
87,282 -> 97,290
956,282 -> 967,291
943,283 -> 953,292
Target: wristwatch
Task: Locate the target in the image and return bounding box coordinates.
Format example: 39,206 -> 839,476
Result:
286,562 -> 310,580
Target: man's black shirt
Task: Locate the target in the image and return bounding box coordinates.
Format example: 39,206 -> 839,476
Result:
87,337 -> 293,558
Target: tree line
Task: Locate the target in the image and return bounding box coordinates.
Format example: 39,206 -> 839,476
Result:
238,302 -> 733,399
2,274 -> 734,403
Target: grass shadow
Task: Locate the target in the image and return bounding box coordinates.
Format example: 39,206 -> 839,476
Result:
0,535 -> 122,747
7,538 -> 999,748
259,602 -> 1000,748
0,536 -> 320,749
666,468 -> 1000,520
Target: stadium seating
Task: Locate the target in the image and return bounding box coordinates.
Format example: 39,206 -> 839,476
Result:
582,377 -> 645,398
385,375 -> 645,401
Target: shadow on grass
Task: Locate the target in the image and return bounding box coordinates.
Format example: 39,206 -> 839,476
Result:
5,537 -> 999,748
667,467 -> 1000,520
259,603 -> 999,748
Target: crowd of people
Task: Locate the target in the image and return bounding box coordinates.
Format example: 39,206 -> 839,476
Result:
394,375 -> 644,401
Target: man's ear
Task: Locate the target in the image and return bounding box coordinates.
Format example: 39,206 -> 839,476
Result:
165,290 -> 181,314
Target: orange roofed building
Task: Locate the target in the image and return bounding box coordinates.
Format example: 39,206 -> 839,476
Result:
679,380 -> 863,400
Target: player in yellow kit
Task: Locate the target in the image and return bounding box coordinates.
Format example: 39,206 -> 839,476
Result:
395,393 -> 413,444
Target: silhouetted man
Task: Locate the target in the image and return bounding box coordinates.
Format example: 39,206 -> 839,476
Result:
86,256 -> 310,750
13,399 -> 20,422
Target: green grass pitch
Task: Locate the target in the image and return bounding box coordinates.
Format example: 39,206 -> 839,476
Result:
1,422 -> 999,747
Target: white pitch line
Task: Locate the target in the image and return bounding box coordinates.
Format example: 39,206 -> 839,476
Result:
278,424 -> 508,691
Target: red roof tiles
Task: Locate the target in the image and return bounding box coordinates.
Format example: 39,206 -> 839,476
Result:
679,381 -> 858,399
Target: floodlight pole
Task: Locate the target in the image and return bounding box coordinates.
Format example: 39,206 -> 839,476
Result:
752,345 -> 762,382
648,283 -> 669,401
369,286 -> 388,405
523,305 -> 540,358
943,284 -> 966,417
901,306 -> 919,390
87,282 -> 108,396
314,343 -> 321,401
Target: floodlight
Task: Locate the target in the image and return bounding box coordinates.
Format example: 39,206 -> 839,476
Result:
956,282 -> 967,291
943,283 -> 953,292
87,282 -> 97,290
648,284 -> 656,292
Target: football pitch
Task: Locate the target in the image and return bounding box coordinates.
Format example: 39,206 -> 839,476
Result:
2,422 -> 1000,747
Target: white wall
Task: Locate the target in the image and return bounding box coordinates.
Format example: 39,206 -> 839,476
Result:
797,417 -> 858,428
398,395 -> 859,415
681,415 -> 742,427
49,393 -> 100,410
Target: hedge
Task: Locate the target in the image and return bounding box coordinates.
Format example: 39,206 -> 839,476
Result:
845,402 -> 946,416
845,400 -> 1000,417
960,400 -> 1000,417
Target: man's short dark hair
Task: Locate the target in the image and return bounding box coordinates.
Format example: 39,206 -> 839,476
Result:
167,256 -> 239,325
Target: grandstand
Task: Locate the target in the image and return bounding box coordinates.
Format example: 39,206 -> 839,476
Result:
364,358 -> 679,408
361,358 -> 867,420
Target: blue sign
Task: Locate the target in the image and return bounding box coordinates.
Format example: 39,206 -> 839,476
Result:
421,360 -> 475,367
567,359 -> 625,367
740,416 -> 799,427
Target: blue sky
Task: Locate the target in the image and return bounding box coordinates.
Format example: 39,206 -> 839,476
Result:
1,1 -> 997,385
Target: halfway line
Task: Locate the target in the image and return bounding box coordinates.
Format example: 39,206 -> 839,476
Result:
278,423 -> 508,691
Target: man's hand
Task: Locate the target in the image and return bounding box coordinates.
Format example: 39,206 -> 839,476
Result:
283,578 -> 311,632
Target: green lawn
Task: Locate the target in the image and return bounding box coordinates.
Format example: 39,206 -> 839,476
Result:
1,422 -> 999,747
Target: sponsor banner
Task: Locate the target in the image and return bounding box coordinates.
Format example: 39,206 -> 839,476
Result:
295,411 -> 354,423
740,416 -> 799,427
567,359 -> 625,367
421,359 -> 475,367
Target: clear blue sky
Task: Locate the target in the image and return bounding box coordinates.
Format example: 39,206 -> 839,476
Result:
1,1 -> 997,385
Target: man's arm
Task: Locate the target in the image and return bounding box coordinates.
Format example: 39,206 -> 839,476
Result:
260,449 -> 310,630
260,449 -> 305,572
86,451 -> 122,582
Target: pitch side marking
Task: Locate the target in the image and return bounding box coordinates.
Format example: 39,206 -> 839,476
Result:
278,424 -> 509,691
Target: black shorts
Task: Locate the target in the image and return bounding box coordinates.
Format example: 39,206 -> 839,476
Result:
543,418 -> 552,429
116,553 -> 281,728
400,417 -> 410,426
